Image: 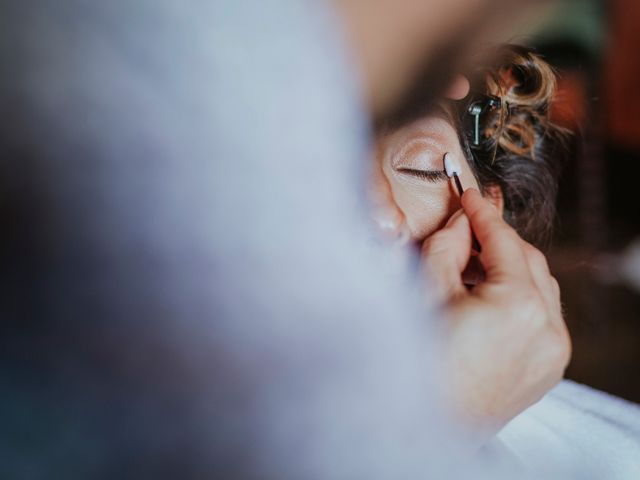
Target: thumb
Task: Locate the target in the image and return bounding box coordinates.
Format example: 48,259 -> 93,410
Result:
461,188 -> 528,282
422,210 -> 473,302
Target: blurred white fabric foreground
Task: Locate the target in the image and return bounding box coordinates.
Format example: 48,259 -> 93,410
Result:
489,380 -> 640,479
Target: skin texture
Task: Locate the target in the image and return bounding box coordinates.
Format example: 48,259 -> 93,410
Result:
369,79 -> 475,244
333,0 -> 570,440
372,96 -> 504,244
370,103 -> 569,439
425,190 -> 571,438
375,111 -> 481,241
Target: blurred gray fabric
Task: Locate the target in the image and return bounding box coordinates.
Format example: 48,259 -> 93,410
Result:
0,1 -> 465,478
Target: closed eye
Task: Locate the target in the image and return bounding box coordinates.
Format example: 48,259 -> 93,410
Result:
397,168 -> 448,183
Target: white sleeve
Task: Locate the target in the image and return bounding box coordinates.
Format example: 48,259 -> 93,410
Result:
496,380 -> 640,479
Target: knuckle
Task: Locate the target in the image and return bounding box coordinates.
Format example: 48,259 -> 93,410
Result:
550,276 -> 561,297
513,290 -> 547,328
548,326 -> 572,372
558,323 -> 572,367
526,246 -> 549,270
529,248 -> 545,264
493,221 -> 520,244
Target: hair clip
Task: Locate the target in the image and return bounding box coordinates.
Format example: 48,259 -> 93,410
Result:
466,94 -> 502,147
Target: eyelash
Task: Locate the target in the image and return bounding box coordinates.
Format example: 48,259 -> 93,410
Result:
397,168 -> 448,183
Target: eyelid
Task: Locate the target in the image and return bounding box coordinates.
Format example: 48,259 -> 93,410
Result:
392,138 -> 446,171
397,168 -> 448,183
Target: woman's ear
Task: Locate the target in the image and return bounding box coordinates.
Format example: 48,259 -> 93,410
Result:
484,184 -> 504,215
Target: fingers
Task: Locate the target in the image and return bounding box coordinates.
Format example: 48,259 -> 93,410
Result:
422,209 -> 473,301
463,189 -> 563,318
521,241 -> 563,326
521,242 -> 551,294
461,189 -> 529,282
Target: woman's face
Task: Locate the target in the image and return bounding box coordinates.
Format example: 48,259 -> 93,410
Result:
375,107 -> 480,242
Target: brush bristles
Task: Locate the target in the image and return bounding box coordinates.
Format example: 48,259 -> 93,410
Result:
443,153 -> 461,178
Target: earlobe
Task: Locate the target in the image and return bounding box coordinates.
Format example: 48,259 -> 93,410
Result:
484,184 -> 504,215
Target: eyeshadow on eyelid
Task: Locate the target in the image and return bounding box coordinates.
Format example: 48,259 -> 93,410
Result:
393,142 -> 445,171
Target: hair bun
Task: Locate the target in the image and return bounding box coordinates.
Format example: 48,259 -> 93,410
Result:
483,45 -> 558,158
462,44 -> 570,249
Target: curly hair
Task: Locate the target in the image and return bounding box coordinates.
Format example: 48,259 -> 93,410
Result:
457,44 -> 569,249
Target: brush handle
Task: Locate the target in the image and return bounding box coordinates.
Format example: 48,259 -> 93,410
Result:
453,174 -> 481,253
453,174 -> 464,197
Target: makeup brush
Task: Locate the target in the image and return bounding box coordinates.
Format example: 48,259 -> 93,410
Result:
444,153 -> 481,253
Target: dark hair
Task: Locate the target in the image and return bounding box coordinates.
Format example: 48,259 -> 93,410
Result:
457,44 -> 569,249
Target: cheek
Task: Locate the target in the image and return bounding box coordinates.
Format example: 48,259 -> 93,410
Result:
384,164 -> 480,242
394,188 -> 451,240
385,174 -> 456,240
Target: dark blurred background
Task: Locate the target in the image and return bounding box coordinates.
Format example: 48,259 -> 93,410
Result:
523,0 -> 640,402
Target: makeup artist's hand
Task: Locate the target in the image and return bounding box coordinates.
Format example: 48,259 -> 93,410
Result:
422,189 -> 571,436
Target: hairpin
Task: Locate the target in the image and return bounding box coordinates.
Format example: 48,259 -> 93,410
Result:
466,94 -> 502,147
